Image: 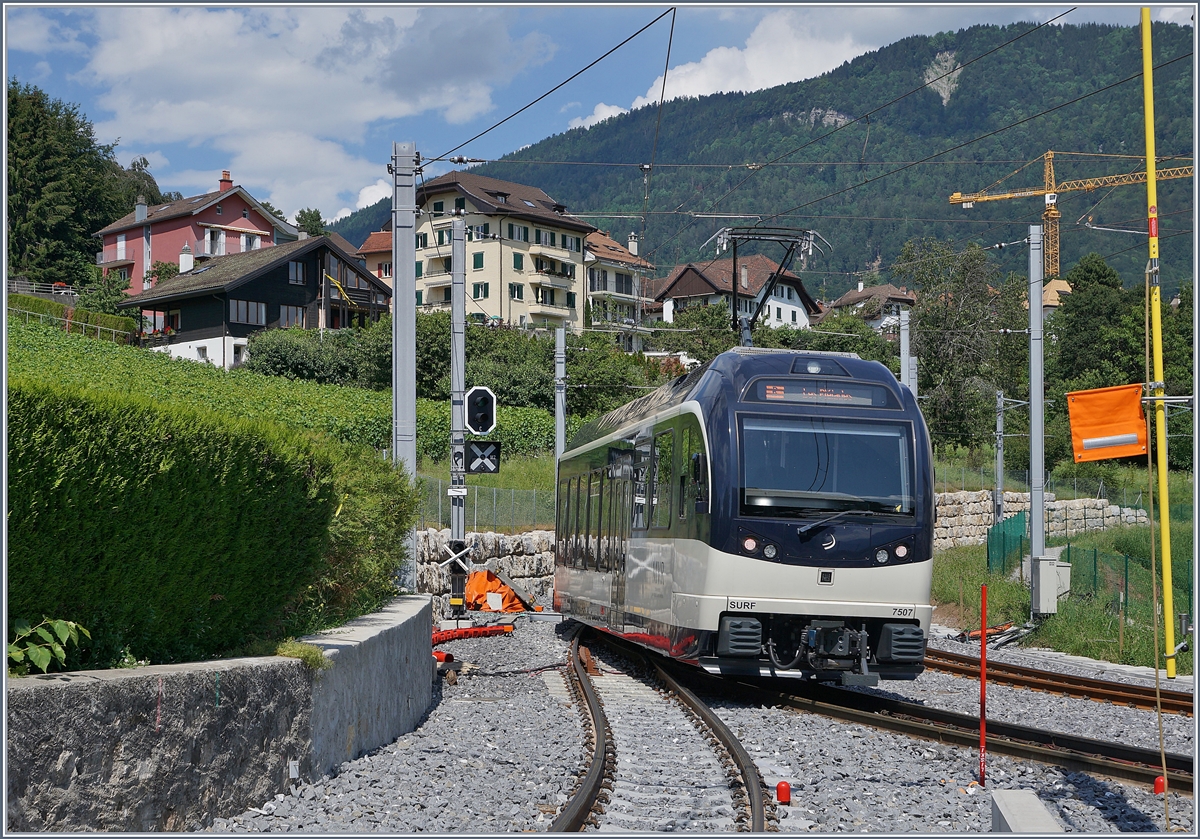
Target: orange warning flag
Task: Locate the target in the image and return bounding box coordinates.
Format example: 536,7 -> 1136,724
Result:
1066,384 -> 1147,463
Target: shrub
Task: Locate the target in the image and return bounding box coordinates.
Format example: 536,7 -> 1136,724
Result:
7,376 -> 338,666
7,292 -> 136,340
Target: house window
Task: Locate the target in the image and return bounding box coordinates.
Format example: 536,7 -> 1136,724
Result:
507,224 -> 529,242
207,228 -> 225,256
167,310 -> 181,331
786,287 -> 794,300
443,288 -> 452,302
615,272 -> 633,295
509,283 -> 524,300
776,307 -> 782,321
415,261 -> 423,278
243,209 -> 249,219
416,232 -> 428,249
289,261 -> 306,284
454,197 -> 465,211
381,262 -> 392,278
791,310 -> 797,323
241,232 -> 258,252
562,263 -> 575,279
536,288 -> 556,306
216,203 -> 223,215
479,223 -> 489,236
472,282 -> 489,300
566,235 -> 582,252
416,290 -> 423,306
567,292 -> 576,309
117,268 -> 129,281
472,252 -> 484,270
513,253 -> 524,271
230,299 -> 266,325
116,233 -> 126,260
433,200 -> 444,216
197,346 -> 208,361
281,305 -> 306,328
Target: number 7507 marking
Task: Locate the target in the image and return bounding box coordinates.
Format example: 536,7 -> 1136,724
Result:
892,607 -> 914,616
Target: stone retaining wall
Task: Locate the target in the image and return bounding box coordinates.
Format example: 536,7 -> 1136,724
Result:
416,529 -> 555,621
5,596 -> 432,832
934,490 -> 1148,552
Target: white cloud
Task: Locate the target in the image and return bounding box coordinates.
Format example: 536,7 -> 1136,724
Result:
6,9 -> 88,54
569,103 -> 629,130
332,208 -> 353,223
630,10 -> 868,109
560,101 -> 581,113
37,6 -> 555,220
119,150 -> 170,171
356,179 -> 391,209
1157,7 -> 1195,25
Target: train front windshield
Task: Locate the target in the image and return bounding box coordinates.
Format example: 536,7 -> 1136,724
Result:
739,416 -> 914,516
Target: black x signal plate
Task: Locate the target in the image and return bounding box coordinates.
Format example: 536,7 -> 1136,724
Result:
466,441 -> 501,474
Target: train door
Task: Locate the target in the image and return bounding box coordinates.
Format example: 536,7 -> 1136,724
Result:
607,476 -> 628,632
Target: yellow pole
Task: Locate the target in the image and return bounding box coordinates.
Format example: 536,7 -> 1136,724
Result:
1141,8 -> 1175,678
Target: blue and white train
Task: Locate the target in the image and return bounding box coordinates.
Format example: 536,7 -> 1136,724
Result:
553,348 -> 933,684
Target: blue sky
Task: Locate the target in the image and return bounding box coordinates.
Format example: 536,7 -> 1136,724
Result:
5,4 -> 1193,224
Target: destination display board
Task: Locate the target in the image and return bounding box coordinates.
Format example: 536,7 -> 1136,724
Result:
745,378 -> 896,408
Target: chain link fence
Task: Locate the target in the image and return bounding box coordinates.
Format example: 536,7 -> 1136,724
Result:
417,479 -> 556,533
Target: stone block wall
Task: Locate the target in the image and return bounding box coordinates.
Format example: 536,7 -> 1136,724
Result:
933,490 -> 1148,552
5,596 -> 433,832
416,529 -> 555,620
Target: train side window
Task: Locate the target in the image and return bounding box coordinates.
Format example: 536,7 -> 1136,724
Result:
586,471 -> 601,570
684,422 -> 709,515
556,479 -> 570,566
572,476 -> 584,569
651,430 -> 674,528
599,470 -> 612,572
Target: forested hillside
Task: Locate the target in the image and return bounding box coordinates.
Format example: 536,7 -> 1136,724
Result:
337,21 -> 1193,298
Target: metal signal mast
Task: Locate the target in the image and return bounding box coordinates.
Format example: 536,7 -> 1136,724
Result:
949,150 -> 1192,278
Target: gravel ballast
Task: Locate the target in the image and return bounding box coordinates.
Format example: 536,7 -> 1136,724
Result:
208,616 -> 1195,833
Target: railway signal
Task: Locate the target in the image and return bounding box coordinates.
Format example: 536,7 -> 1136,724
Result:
465,386 -> 496,435
466,441 -> 501,474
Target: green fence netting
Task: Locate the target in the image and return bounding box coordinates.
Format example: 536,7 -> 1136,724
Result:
986,511 -> 1027,576
418,479 -> 556,533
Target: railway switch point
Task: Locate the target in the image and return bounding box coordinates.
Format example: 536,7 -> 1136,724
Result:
775,782 -> 791,804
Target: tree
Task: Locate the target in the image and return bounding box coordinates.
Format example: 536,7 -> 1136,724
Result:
648,303 -> 738,363
259,199 -> 288,222
893,238 -> 1022,451
7,80 -> 125,284
296,208 -> 326,237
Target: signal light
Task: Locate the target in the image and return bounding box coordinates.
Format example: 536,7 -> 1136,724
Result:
464,386 -> 496,435
742,537 -> 758,553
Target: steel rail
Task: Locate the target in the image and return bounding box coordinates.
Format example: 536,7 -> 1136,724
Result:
713,677 -> 1192,794
651,658 -> 767,832
923,648 -> 1194,716
549,633 -> 611,832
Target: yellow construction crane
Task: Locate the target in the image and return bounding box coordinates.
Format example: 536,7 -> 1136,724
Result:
949,150 -> 1193,278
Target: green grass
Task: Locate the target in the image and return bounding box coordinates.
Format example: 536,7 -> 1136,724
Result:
932,541 -> 1193,675
418,453 -> 557,492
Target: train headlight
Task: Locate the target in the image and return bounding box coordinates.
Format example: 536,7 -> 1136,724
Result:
763,544 -> 778,559
742,537 -> 758,553
895,544 -> 909,559
875,549 -> 890,564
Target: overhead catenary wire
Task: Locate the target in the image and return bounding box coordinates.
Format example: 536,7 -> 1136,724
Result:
433,8 -> 675,163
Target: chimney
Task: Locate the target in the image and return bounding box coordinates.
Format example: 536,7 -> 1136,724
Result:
627,232 -> 638,256
857,281 -> 864,292
219,170 -> 233,192
179,242 -> 194,273
740,266 -> 749,289
135,195 -> 147,222
298,231 -> 309,240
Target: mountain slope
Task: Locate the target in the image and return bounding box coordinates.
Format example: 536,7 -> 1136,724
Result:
337,21 -> 1193,297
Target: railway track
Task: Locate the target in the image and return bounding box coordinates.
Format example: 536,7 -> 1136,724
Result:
923,648 -> 1194,716
551,630 -> 769,832
705,673 -> 1193,795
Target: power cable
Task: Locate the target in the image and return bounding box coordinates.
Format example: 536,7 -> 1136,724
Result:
433,8 -> 675,162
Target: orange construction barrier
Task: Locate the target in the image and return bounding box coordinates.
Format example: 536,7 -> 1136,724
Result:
1067,384 -> 1147,463
464,570 -> 541,612
432,624 -> 514,645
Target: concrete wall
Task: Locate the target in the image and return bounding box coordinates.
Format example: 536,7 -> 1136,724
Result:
5,595 -> 432,832
416,529 -> 555,620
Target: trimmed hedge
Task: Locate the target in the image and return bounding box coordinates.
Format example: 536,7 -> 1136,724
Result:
8,292 -> 137,340
7,320 -> 420,666
7,377 -> 337,665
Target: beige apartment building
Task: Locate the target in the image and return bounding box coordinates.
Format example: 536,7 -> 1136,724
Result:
412,172 -> 595,331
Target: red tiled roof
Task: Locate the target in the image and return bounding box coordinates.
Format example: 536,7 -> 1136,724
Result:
585,231 -> 654,271
358,230 -> 392,255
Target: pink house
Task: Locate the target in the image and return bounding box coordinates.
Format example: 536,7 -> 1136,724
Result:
93,170 -> 299,296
